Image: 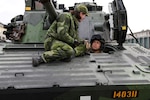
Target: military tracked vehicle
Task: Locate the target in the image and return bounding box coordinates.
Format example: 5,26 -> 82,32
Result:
0,0 -> 150,99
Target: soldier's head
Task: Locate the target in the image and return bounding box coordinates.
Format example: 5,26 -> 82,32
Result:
74,4 -> 88,22
90,34 -> 105,53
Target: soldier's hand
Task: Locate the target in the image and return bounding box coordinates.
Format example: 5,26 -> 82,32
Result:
74,39 -> 81,47
84,40 -> 91,50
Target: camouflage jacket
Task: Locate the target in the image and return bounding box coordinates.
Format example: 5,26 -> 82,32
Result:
46,13 -> 80,45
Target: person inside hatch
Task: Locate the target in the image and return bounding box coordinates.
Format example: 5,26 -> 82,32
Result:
89,34 -> 105,53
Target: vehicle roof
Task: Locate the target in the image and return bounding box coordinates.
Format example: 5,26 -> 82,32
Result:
0,43 -> 149,89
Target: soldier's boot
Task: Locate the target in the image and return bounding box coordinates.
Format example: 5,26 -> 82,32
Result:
32,56 -> 45,67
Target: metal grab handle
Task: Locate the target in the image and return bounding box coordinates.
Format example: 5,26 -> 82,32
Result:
15,72 -> 25,77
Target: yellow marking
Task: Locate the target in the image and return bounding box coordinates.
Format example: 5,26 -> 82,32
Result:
122,26 -> 126,30
113,90 -> 138,98
113,91 -> 121,98
25,7 -> 31,11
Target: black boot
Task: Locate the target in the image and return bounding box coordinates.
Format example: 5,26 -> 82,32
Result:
32,56 -> 45,67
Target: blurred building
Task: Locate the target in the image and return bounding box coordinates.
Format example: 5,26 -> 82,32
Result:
126,30 -> 150,49
0,22 -> 6,41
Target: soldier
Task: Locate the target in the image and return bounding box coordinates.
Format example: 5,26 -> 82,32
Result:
89,34 -> 105,53
32,4 -> 88,67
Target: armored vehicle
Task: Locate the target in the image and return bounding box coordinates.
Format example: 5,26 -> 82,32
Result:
0,0 -> 150,99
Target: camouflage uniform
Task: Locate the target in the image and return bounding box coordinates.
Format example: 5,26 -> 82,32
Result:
42,13 -> 86,63
32,4 -> 88,67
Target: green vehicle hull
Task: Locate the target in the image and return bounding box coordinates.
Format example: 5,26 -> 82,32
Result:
1,0 -> 150,100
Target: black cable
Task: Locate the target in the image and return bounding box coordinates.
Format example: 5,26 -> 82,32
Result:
128,26 -> 140,44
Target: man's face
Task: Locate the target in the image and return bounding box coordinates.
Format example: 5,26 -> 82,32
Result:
91,40 -> 101,51
79,12 -> 86,22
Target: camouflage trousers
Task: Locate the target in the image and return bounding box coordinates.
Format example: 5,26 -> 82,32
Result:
42,37 -> 86,63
